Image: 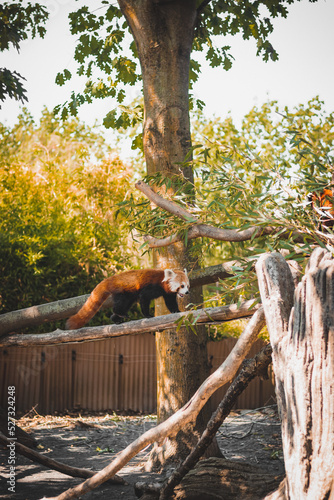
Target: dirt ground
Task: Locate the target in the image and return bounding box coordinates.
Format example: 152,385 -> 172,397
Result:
0,406 -> 284,500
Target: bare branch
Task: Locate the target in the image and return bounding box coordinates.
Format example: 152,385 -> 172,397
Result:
0,295 -> 113,337
43,307 -> 265,500
0,300 -> 260,348
0,432 -> 125,485
142,223 -> 274,247
159,343 -> 273,500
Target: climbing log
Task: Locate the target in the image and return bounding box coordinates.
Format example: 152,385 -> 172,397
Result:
0,300 -> 260,348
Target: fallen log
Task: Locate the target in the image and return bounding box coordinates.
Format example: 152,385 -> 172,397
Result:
172,457 -> 283,500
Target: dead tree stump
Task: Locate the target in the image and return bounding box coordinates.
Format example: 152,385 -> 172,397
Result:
256,248 -> 334,499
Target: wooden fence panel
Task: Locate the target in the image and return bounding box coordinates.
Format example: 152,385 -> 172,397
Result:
0,335 -> 275,414
207,338 -> 275,410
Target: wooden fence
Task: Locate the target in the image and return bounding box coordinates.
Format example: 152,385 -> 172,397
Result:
0,335 -> 275,414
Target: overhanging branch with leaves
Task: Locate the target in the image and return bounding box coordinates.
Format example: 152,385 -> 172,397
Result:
135,180 -> 333,248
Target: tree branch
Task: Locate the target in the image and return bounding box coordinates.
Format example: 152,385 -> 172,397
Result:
135,180 -> 199,222
43,306 -> 265,500
0,300 -> 260,347
0,295 -> 112,337
0,263 -> 239,336
196,0 -> 213,15
135,180 -> 313,248
142,223 -> 275,247
158,342 -> 273,500
0,432 -> 125,485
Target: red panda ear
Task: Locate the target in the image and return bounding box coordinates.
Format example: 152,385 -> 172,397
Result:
183,268 -> 188,276
163,269 -> 176,282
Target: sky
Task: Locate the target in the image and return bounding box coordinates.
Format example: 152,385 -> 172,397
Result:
1,0 -> 334,156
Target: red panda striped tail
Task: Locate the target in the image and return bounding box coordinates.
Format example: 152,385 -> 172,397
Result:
66,280 -> 112,330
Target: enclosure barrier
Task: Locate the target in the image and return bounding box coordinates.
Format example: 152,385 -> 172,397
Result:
0,335 -> 274,413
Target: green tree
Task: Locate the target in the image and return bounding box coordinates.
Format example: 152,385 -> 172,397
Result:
54,0 -> 320,465
0,1 -> 48,104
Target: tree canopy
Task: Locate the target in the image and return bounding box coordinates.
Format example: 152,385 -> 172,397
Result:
54,0 -> 318,128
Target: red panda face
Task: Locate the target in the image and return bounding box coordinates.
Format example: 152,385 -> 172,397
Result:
309,189 -> 334,228
163,269 -> 190,297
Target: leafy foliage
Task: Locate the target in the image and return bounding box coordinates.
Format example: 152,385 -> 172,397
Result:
119,98 -> 334,329
55,0 -> 318,128
0,1 -> 48,104
194,0 -> 315,66
55,2 -> 141,127
0,109 -> 140,323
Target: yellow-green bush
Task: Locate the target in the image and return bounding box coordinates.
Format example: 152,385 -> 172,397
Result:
0,108 -> 140,318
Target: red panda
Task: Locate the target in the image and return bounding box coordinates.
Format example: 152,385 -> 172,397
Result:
309,188 -> 334,229
66,268 -> 190,330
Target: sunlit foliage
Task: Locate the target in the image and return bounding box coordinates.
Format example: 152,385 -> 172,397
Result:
0,108 -> 140,318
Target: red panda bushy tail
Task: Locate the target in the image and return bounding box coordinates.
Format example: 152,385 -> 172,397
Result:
66,280 -> 112,330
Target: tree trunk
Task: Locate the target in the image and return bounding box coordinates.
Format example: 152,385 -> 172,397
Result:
117,1 -> 195,177
117,0 -> 216,465
256,248 -> 334,499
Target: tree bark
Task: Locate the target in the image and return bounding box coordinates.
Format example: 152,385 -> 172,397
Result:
256,248 -> 334,500
117,4 -> 195,177
172,457 -> 282,500
117,0 -> 213,465
137,457 -> 283,500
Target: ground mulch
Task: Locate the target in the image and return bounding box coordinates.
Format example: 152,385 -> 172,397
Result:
0,406 -> 284,500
